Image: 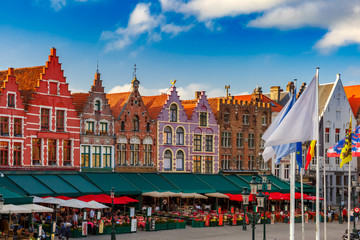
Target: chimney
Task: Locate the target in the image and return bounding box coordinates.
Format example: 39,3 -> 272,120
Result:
195,91 -> 201,99
270,86 -> 281,103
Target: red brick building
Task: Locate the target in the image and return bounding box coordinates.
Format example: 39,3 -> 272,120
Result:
0,48 -> 80,170
207,87 -> 281,174
107,77 -> 157,172
72,71 -> 115,171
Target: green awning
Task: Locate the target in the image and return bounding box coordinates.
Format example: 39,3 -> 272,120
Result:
195,174 -> 242,194
224,175 -> 250,189
160,173 -> 215,194
295,181 -> 316,193
236,175 -> 282,192
6,175 -> 54,196
0,186 -> 33,205
120,173 -> 159,193
33,175 -> 80,196
140,173 -> 180,193
264,175 -> 291,193
59,174 -> 103,194
0,175 -> 27,195
84,173 -> 141,195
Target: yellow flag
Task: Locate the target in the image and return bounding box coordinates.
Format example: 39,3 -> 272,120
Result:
340,116 -> 352,168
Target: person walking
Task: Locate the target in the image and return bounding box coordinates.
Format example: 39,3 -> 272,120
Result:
343,207 -> 348,222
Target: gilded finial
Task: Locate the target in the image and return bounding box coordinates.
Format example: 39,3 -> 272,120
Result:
170,79 -> 177,86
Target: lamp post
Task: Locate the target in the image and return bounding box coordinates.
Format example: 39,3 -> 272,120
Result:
339,188 -> 343,224
260,175 -> 271,240
111,187 -> 116,240
242,187 -> 250,231
351,178 -> 360,234
247,176 -> 261,240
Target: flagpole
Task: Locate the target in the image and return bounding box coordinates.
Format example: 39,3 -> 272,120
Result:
324,155 -> 327,240
290,152 -> 295,240
348,161 -> 351,240
301,168 -> 305,240
315,67 -> 320,240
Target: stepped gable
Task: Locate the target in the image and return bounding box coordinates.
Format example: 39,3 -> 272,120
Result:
0,66 -> 44,103
106,92 -> 132,118
142,94 -> 168,120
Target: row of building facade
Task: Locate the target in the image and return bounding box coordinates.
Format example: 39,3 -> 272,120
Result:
0,48 -> 279,175
1,48 -> 360,206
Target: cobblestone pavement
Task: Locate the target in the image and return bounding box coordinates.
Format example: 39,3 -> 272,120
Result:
86,222 -> 354,240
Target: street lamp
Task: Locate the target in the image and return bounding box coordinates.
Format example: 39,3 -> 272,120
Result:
339,188 -> 343,224
111,187 -> 116,240
248,176 -> 261,240
351,177 -> 360,234
259,175 -> 271,240
242,187 -> 250,231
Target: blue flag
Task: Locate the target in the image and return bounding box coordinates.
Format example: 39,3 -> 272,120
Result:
296,142 -> 302,172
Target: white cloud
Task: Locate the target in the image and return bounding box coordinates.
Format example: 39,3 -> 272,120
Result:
160,0 -> 287,21
101,3 -> 162,51
108,82 -> 225,100
101,3 -> 194,51
50,0 -> 66,11
247,0 -> 360,52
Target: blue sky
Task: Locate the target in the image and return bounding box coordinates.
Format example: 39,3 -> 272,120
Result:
1,0 -> 360,99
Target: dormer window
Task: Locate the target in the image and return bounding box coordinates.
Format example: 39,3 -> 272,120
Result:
8,94 -> 15,108
170,104 -> 177,122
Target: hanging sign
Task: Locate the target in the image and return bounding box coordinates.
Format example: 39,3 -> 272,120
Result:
131,218 -> 137,232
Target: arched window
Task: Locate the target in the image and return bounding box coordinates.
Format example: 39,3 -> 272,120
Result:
121,121 -> 125,131
133,115 -> 139,131
164,126 -> 172,144
176,127 -> 184,145
164,150 -> 172,171
95,100 -> 101,112
176,150 -> 184,171
170,104 -> 177,122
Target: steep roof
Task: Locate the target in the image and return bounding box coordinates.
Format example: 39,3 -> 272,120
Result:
106,92 -> 132,118
344,85 -> 360,117
142,94 -> 168,120
71,93 -> 90,113
182,99 -> 197,118
0,66 -> 44,103
319,83 -> 334,116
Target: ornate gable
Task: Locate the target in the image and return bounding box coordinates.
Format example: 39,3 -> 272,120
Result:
157,86 -> 188,122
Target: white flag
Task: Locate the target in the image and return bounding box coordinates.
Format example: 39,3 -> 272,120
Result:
264,75 -> 317,147
262,146 -> 276,163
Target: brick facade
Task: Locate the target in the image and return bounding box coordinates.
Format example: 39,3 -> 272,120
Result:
107,77 -> 157,173
0,48 -> 81,171
72,71 -> 115,171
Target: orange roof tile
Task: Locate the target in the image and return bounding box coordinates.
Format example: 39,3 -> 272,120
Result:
142,94 -> 168,120
182,99 -> 197,118
71,93 -> 90,113
106,92 -> 132,118
0,66 -> 44,103
344,85 -> 360,117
